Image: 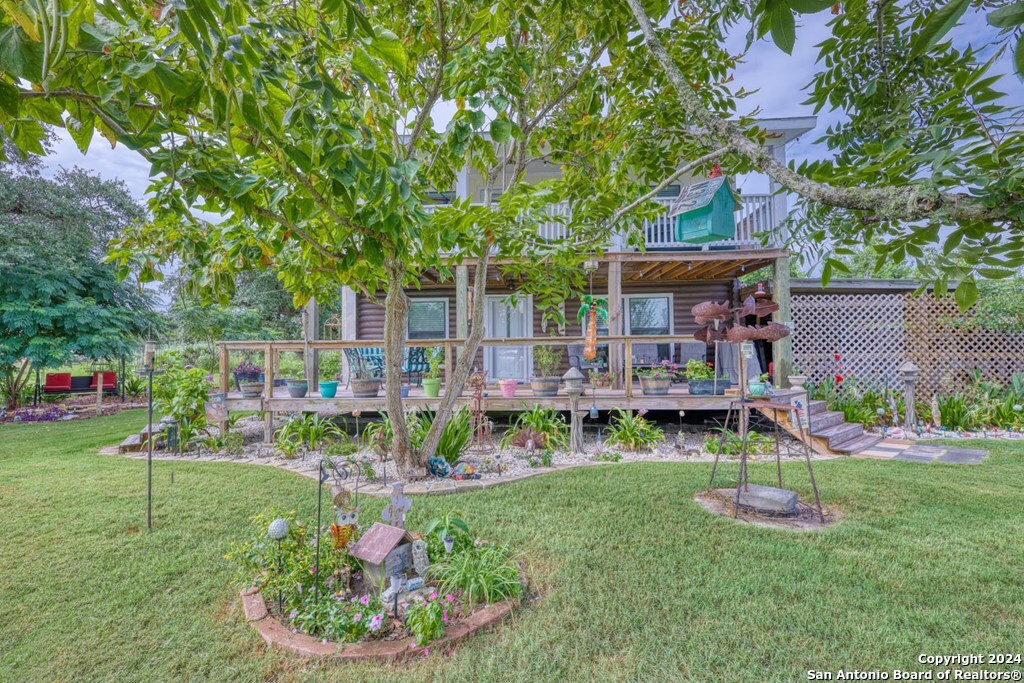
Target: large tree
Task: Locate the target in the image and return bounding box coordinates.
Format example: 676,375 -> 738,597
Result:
1,0 -> 1020,470
0,144 -> 156,408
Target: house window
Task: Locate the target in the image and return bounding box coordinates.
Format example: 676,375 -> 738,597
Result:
624,294 -> 673,363
408,298 -> 449,340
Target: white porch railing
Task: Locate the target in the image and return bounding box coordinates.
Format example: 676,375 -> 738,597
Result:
425,192 -> 780,250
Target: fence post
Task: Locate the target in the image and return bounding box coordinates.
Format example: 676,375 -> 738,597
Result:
899,361 -> 920,432
624,339 -> 633,399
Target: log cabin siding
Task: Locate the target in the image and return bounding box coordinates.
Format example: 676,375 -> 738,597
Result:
353,280 -> 733,374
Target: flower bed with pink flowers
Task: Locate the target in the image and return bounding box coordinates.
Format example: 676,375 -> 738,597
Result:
228,510 -> 525,660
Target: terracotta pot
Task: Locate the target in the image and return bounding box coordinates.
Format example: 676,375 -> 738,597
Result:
639,376 -> 671,396
498,379 -> 518,397
530,377 -> 560,397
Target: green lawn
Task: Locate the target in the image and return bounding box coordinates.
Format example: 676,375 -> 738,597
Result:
1,411 -> 1022,682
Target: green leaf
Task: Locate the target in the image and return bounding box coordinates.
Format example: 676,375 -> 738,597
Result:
954,280 -> 978,311
788,0 -> 835,13
1016,33 -> 1024,78
122,59 -> 156,79
369,32 -> 407,73
987,2 -> 1024,28
769,7 -> 796,55
0,80 -> 19,117
0,26 -> 44,82
912,0 -> 970,57
490,119 -> 512,143
351,47 -> 386,87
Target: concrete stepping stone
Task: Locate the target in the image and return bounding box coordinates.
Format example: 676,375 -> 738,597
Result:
937,448 -> 988,464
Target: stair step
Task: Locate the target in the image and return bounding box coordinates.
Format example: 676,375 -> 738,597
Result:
831,433 -> 884,454
809,411 -> 845,433
140,423 -> 165,436
816,422 -> 863,447
806,400 -> 828,415
118,434 -> 144,454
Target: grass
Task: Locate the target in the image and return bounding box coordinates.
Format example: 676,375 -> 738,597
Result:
1,412 -> 1023,682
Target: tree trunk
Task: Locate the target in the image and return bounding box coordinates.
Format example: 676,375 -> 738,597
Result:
383,264 -> 414,475
417,247 -> 491,462
4,359 -> 32,410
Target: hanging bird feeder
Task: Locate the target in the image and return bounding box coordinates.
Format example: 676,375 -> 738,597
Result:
667,177 -> 738,244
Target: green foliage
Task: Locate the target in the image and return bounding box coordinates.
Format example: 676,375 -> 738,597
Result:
806,377 -> 883,428
500,405 -> 568,452
593,451 -> 622,463
152,354 -> 212,443
226,510 -> 351,615
290,591 -> 386,643
936,393 -> 980,431
704,428 -> 774,456
120,372 -> 146,400
424,348 -> 445,381
404,592 -> 447,647
275,414 -> 342,452
322,436 -> 360,458
605,409 -> 664,451
369,409 -> 471,464
684,359 -> 717,381
532,345 -> 563,378
0,161 -> 156,407
430,542 -> 522,610
423,510 -> 473,561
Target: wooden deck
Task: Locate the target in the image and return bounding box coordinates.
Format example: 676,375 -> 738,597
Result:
223,383 -> 738,414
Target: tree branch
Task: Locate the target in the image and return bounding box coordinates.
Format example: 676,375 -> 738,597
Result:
623,0 -> 1012,225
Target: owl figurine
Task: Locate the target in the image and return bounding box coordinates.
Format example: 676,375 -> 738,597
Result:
330,507 -> 359,550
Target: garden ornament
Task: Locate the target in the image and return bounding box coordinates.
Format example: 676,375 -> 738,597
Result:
382,483 -> 412,528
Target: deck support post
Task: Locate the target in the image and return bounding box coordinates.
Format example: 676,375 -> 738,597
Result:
218,344 -> 230,436
607,260 -> 623,389
772,254 -> 793,386
264,343 -> 275,443
340,286 -> 357,383
303,299 -> 319,386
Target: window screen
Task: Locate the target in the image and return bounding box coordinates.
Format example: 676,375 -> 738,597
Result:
408,299 -> 448,340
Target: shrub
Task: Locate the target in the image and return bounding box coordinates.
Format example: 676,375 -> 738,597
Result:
500,405 -> 568,452
226,510 -> 351,613
291,592 -> 386,643
704,428 -> 774,456
275,413 -> 342,452
405,592 -> 448,646
367,410 -> 471,464
430,542 -> 522,609
605,409 -> 664,451
937,393 -> 981,430
532,345 -> 563,377
152,353 -> 212,437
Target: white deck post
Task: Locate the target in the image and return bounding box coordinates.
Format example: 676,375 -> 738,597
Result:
340,286 -> 357,383
303,298 -> 319,385
769,143 -> 789,242
773,255 -> 793,386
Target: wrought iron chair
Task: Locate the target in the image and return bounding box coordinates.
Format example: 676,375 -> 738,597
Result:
567,343 -> 609,372
403,347 -> 429,385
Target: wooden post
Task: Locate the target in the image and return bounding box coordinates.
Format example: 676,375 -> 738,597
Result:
624,338 -> 633,399
340,286 -> 357,384
218,344 -> 230,436
772,255 -> 793,386
303,298 -> 319,385
443,340 -> 453,387
95,369 -> 103,415
264,343 -> 274,443
607,260 -> 623,389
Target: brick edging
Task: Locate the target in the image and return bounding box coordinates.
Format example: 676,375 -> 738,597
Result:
240,588 -> 514,661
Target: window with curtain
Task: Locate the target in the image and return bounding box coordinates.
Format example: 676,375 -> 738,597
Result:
627,296 -> 671,336
408,299 -> 448,340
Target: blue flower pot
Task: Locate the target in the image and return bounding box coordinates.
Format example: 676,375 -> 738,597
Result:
319,381 -> 338,398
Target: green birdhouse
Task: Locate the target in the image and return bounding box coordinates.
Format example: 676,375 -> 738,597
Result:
668,177 -> 737,244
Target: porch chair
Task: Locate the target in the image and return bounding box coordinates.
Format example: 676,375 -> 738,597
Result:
567,343 -> 609,372
403,347 -> 429,385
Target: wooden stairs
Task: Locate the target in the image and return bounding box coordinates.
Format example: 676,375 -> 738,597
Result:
118,422 -> 165,454
752,391 -> 883,457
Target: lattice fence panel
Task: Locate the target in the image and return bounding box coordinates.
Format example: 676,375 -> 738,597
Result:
905,294 -> 1024,397
791,293 -> 906,388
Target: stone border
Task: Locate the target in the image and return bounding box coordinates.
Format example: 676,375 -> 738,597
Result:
240,587 -> 514,661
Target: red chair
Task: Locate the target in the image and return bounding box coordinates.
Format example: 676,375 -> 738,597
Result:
90,371 -> 117,390
42,373 -> 72,393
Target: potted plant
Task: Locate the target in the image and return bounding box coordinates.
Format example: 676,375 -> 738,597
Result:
589,369 -> 612,389
636,360 -> 679,396
319,378 -> 339,398
422,348 -> 444,398
747,372 -> 770,397
498,378 -> 518,397
233,359 -> 261,391
349,354 -> 381,399
286,374 -> 308,398
240,380 -> 264,398
530,345 -> 564,397
684,359 -> 727,395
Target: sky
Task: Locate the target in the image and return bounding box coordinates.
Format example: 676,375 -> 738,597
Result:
35,8 -> 1024,201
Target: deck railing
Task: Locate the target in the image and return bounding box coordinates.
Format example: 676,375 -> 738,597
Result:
217,334 -> 722,401
425,193 -> 777,250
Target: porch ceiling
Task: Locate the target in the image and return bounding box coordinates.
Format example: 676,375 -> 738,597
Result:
427,247 -> 786,286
